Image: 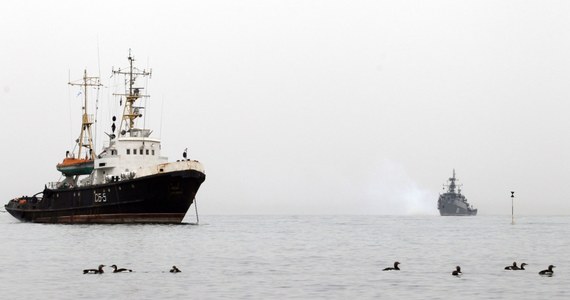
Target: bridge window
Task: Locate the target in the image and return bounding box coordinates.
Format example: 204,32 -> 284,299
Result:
133,149 -> 137,155
146,149 -> 149,155
126,149 -> 130,155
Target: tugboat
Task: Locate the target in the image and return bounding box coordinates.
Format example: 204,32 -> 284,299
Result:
437,169 -> 477,216
5,51 -> 206,223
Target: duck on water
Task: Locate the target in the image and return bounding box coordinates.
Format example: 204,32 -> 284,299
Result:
504,262 -> 518,270
83,265 -> 105,274
170,266 -> 181,273
110,265 -> 132,273
452,266 -> 462,276
539,265 -> 555,276
505,262 -> 527,270
382,261 -> 400,271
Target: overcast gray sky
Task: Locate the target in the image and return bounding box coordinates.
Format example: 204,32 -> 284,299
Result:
2,0 -> 570,215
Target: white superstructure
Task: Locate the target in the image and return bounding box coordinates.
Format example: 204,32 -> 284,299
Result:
71,50 -> 205,188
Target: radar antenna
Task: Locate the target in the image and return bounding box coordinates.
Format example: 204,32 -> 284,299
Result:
112,49 -> 152,135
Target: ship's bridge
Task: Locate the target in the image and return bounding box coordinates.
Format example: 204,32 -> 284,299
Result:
90,130 -> 168,184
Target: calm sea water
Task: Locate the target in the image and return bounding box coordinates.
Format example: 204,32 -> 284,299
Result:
0,213 -> 568,299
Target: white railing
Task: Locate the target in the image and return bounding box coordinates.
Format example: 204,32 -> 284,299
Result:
46,182 -> 60,189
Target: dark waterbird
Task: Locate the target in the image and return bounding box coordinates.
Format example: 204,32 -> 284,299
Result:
538,265 -> 555,276
170,266 -> 181,273
516,263 -> 527,270
110,264 -> 132,273
452,266 -> 462,276
83,265 -> 105,274
504,262 -> 518,270
382,261 -> 400,271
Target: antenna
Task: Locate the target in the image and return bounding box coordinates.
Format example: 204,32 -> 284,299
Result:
68,69 -> 73,147
510,191 -> 515,225
159,95 -> 164,140
94,36 -> 102,152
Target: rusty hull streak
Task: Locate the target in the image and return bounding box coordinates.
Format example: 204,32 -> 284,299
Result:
33,213 -> 185,224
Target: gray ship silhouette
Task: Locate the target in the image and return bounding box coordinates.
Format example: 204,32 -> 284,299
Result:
438,170 -> 477,216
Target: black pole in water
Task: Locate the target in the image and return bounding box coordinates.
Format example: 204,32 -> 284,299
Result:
511,191 -> 515,225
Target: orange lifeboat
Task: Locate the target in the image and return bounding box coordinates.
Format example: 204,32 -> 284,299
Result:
56,158 -> 95,176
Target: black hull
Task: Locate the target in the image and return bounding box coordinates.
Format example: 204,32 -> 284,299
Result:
5,169 -> 205,224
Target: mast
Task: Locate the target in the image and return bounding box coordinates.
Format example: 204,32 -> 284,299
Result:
112,49 -> 152,135
448,169 -> 457,193
68,70 -> 102,160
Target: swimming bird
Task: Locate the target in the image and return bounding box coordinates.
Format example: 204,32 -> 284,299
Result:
452,266 -> 462,276
110,264 -> 132,273
504,262 -> 518,270
170,266 -> 181,273
516,263 -> 528,270
538,265 -> 555,276
383,261 -> 400,271
83,264 -> 105,274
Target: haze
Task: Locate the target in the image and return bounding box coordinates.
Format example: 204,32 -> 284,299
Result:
2,0 -> 570,215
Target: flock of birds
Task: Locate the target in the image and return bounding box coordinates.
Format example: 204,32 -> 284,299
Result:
85,261 -> 557,277
382,261 -> 557,277
83,265 -> 181,274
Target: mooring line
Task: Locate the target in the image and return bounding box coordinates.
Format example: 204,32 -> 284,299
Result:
194,197 -> 199,225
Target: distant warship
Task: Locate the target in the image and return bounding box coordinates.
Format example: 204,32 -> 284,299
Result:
437,170 -> 477,216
